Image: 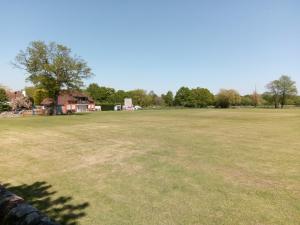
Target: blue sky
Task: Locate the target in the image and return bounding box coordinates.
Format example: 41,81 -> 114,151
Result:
0,0 -> 299,94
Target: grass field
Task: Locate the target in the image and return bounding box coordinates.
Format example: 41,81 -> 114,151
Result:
1,109 -> 300,225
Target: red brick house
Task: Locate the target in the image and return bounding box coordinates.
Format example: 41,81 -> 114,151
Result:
57,91 -> 95,113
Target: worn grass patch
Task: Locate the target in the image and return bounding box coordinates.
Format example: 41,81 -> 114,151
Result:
1,109 -> 300,225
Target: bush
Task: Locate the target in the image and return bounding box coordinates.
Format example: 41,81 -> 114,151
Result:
100,103 -> 115,111
0,88 -> 9,112
295,96 -> 300,106
216,89 -> 241,108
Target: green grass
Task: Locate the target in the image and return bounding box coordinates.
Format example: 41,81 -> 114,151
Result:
1,109 -> 300,225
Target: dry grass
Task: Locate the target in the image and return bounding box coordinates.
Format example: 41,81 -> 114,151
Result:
1,109 -> 300,225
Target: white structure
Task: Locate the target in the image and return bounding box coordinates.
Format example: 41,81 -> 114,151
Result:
95,105 -> 102,111
124,98 -> 133,107
114,105 -> 122,111
123,98 -> 134,110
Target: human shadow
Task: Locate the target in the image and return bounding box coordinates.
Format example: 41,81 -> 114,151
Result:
3,181 -> 89,225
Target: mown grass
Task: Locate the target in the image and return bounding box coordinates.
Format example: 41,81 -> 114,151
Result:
1,109 -> 300,225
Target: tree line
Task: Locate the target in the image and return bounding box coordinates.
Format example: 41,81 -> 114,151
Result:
83,75 -> 298,109
0,41 -> 299,113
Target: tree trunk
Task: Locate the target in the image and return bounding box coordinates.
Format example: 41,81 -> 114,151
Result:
281,93 -> 285,109
274,95 -> 279,108
51,94 -> 59,115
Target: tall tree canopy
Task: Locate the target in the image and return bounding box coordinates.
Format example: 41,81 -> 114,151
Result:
86,83 -> 115,103
174,87 -> 215,107
162,91 -> 174,106
190,88 -> 214,108
127,89 -> 152,106
266,75 -> 297,108
174,87 -> 192,106
266,79 -> 281,108
277,75 -> 297,108
14,41 -> 93,111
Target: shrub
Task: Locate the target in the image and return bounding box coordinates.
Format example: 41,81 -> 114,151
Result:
216,89 -> 241,108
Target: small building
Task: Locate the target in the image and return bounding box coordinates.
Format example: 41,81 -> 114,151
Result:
58,91 -> 95,113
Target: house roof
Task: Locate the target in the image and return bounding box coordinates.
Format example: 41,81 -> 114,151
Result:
57,90 -> 94,105
41,98 -> 54,105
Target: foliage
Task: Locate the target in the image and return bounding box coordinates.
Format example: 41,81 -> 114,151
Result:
266,80 -> 280,108
295,96 -> 300,106
0,88 -> 8,103
86,84 -> 164,107
127,89 -> 152,107
261,92 -> 273,106
252,91 -> 261,107
86,83 -> 116,104
216,89 -> 241,108
14,41 -> 93,113
10,96 -> 32,111
148,91 -> 164,106
266,75 -> 297,108
241,95 -> 253,106
0,88 -> 10,112
24,86 -> 36,102
110,90 -> 128,104
34,89 -> 49,105
100,103 -> 116,111
86,83 -> 100,101
174,87 -> 192,106
190,88 -> 214,107
241,93 -> 262,107
87,84 -> 214,108
0,84 -> 10,92
174,87 -> 214,108
161,91 -> 174,106
277,75 -> 297,108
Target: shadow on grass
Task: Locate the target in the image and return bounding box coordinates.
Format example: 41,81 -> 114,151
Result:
3,181 -> 89,225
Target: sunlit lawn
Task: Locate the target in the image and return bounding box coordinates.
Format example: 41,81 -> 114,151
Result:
1,109 -> 300,225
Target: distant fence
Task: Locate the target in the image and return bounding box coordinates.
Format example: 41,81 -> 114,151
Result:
0,185 -> 59,225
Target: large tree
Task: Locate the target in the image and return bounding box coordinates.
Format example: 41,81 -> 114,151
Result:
277,75 -> 297,108
14,41 -> 93,113
111,90 -> 128,104
266,75 -> 297,108
86,83 -> 116,103
190,88 -> 214,108
174,87 -> 191,106
266,80 -> 280,108
162,91 -> 174,106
